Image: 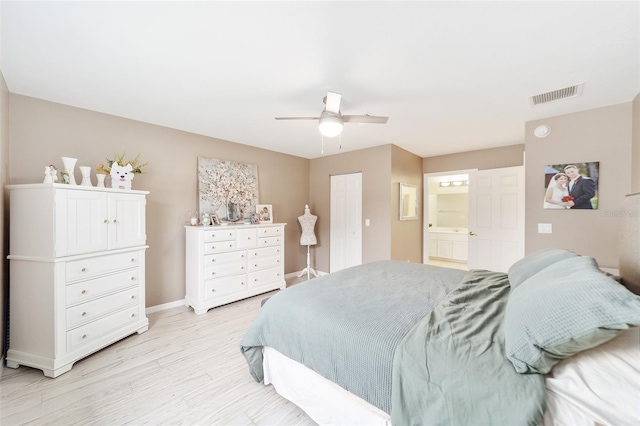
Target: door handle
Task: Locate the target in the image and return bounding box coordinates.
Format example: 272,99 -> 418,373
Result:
469,231 -> 477,236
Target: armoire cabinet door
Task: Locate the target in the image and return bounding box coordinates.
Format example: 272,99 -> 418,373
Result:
56,189 -> 109,256
109,192 -> 147,249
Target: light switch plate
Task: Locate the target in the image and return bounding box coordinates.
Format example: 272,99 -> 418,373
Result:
538,223 -> 552,234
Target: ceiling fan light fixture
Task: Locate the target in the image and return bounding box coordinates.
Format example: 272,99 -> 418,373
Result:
318,114 -> 343,137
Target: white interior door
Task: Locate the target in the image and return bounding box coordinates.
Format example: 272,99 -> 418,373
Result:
468,166 -> 525,272
330,173 -> 362,273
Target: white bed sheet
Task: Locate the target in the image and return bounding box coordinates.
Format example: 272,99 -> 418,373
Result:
263,346 -> 391,425
264,326 -> 640,426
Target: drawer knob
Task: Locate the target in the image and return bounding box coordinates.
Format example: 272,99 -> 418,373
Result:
254,264 -> 258,267
254,278 -> 258,282
81,267 -> 87,272
211,246 -> 216,250
82,334 -> 87,339
130,258 -> 136,263
228,232 -> 233,236
228,244 -> 233,247
211,272 -> 216,276
130,295 -> 136,299
241,282 -> 245,286
131,313 -> 136,318
82,312 -> 87,316
211,289 -> 216,292
211,258 -> 216,262
103,219 -> 108,224
112,219 -> 117,224
241,254 -> 245,258
130,276 -> 136,281
81,289 -> 87,294
247,237 -> 251,240
254,252 -> 258,256
277,259 -> 280,263
241,266 -> 244,270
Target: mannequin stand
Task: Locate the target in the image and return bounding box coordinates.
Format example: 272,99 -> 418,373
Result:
298,244 -> 319,280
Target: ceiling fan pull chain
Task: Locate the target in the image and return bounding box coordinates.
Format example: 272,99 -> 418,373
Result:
321,135 -> 324,154
339,133 -> 342,150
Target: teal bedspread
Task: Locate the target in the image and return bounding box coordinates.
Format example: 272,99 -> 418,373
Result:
240,262 -> 546,424
392,269 -> 545,425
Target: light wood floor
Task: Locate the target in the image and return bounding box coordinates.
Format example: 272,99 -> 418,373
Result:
0,283 -> 316,425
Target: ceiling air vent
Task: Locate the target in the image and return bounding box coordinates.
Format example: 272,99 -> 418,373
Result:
530,83 -> 584,106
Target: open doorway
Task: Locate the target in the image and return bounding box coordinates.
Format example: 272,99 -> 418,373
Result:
423,171 -> 472,270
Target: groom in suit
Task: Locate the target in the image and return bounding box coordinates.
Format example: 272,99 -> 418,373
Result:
564,165 -> 596,209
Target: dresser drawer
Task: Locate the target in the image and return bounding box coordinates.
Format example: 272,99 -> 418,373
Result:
249,246 -> 281,259
205,275 -> 246,300
204,229 -> 236,242
66,269 -> 140,306
205,250 -> 246,266
204,261 -> 246,279
67,305 -> 140,351
258,236 -> 282,247
249,267 -> 282,288
66,251 -> 140,283
258,226 -> 282,237
236,228 -> 258,249
248,255 -> 281,271
66,287 -> 139,329
204,240 -> 237,254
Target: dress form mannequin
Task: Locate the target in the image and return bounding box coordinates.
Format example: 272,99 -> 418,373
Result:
298,204 -> 318,279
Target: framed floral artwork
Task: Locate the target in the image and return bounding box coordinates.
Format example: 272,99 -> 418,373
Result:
198,157 -> 259,221
257,204 -> 273,223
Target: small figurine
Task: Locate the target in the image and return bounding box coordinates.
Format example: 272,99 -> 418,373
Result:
49,165 -> 59,183
110,163 -> 134,190
43,166 -> 53,183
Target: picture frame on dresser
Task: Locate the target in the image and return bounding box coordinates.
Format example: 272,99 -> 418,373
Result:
257,204 -> 273,223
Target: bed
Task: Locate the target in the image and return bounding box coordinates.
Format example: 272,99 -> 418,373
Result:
240,193 -> 640,425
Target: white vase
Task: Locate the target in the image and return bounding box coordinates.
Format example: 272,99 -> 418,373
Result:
79,166 -> 92,186
96,173 -> 106,188
61,157 -> 78,185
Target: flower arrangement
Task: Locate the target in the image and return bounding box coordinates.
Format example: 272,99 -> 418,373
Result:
97,152 -> 148,174
561,195 -> 574,202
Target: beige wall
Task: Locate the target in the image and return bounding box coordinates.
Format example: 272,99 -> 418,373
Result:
423,144 -> 524,173
309,145 -> 392,272
525,102 -> 634,269
391,145 -> 423,263
8,95 -> 310,308
632,93 -> 640,193
1,71 -> 9,361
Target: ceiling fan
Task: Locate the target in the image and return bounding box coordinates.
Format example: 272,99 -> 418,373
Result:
275,91 -> 389,138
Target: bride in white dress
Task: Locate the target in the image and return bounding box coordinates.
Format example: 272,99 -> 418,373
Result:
544,173 -> 570,209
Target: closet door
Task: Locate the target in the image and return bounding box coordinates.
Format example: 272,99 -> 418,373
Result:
330,173 -> 362,273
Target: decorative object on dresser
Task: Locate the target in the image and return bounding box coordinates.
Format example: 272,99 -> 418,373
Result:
97,152 -> 148,190
197,157 -> 259,222
79,166 -> 92,186
185,223 -> 286,315
60,156 -> 78,185
297,204 -> 318,280
6,183 -> 149,378
257,204 -> 273,224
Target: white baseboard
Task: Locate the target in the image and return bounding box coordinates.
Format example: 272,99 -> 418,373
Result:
145,299 -> 185,315
146,271 -> 329,315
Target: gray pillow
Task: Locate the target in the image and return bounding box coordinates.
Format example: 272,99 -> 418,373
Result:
505,255 -> 640,374
507,248 -> 578,289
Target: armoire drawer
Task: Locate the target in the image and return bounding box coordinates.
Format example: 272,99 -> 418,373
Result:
205,275 -> 246,300
67,305 -> 140,351
66,269 -> 140,306
204,229 -> 236,242
66,287 -> 139,329
66,251 -> 140,283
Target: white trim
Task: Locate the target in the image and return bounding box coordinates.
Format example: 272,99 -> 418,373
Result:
145,270 -> 331,315
145,299 -> 185,315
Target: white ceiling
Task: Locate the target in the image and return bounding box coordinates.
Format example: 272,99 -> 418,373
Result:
2,1 -> 639,159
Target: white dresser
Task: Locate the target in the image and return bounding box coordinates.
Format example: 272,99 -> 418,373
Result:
6,184 -> 149,378
185,223 -> 286,314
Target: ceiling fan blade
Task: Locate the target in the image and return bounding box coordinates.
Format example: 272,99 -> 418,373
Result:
325,91 -> 342,114
342,115 -> 388,124
275,117 -> 320,120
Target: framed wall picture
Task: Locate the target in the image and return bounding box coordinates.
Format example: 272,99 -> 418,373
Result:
544,162 -> 599,210
257,204 -> 273,223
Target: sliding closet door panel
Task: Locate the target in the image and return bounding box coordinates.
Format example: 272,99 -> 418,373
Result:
330,173 -> 362,273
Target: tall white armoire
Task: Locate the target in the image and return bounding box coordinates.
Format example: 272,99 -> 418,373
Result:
6,184 -> 149,378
